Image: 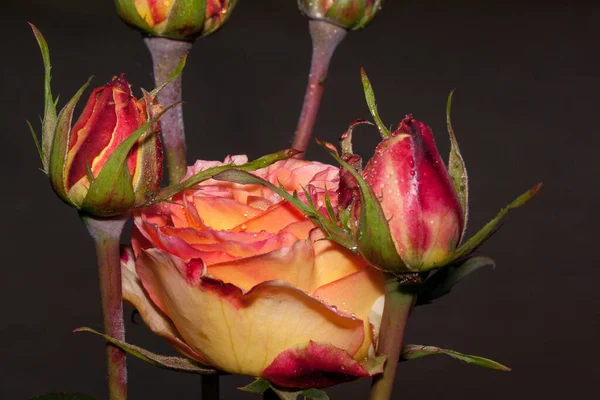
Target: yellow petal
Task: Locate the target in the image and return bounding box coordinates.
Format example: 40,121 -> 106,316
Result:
136,248 -> 365,377
313,267 -> 384,361
120,247 -> 205,361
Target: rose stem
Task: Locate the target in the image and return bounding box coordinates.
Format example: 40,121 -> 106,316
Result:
202,374 -> 220,399
144,37 -> 193,184
368,276 -> 416,400
81,214 -> 129,400
292,19 -> 347,157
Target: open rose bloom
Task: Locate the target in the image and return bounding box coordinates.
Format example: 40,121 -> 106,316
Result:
122,156 -> 385,388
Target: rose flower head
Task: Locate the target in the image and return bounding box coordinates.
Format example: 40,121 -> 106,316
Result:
298,0 -> 384,30
115,0 -> 237,41
34,72 -> 163,217
121,156 -> 386,388
296,69 -> 541,275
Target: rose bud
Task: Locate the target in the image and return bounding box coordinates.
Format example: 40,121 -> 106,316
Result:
115,0 -> 237,41
362,115 -> 464,270
50,75 -> 163,217
121,157 -> 386,388
298,0 -> 384,30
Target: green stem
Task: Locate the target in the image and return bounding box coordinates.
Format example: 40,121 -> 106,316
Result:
144,37 -> 193,184
369,276 -> 415,400
81,214 -> 129,400
292,19 -> 347,156
202,374 -> 220,399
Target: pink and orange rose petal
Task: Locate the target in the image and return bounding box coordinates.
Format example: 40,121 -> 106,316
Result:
122,157 -> 385,388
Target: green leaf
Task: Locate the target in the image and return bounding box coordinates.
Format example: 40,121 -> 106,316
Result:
360,68 -> 391,138
239,378 -> 272,394
48,77 -> 94,207
446,90 -> 469,241
401,344 -> 511,371
416,256 -> 495,305
80,103 -> 177,216
240,378 -> 329,400
443,183 -> 542,265
31,394 -> 97,400
150,53 -> 189,97
154,149 -> 301,203
29,23 -> 57,172
75,327 -> 218,374
213,168 -> 355,250
318,140 -> 407,273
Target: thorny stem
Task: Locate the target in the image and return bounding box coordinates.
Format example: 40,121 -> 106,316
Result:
292,20 -> 347,157
81,214 -> 129,400
369,276 -> 415,400
144,37 -> 193,184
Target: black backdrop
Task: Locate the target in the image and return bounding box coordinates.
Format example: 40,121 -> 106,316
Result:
2,1 -> 598,399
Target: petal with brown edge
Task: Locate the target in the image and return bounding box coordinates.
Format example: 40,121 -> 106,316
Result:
262,341 -> 373,389
136,248 -> 365,378
120,246 -> 206,362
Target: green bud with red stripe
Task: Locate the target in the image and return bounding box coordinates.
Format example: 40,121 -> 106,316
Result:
115,0 -> 237,41
298,0 -> 384,30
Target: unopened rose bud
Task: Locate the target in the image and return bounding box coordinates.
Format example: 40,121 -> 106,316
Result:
115,0 -> 237,41
362,115 -> 464,270
50,75 -> 163,216
298,0 -> 384,30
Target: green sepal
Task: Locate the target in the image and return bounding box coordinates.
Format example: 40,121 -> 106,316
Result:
75,327 -> 218,374
29,24 -> 57,172
163,0 -> 206,40
240,378 -> 329,400
26,120 -> 43,165
213,168 -> 355,250
114,0 -> 154,36
154,149 -> 301,203
360,67 -> 391,138
48,77 -> 94,207
80,103 -> 177,216
150,53 -> 188,97
30,394 -> 97,400
446,90 -> 469,241
441,183 -> 542,266
318,140 -> 408,273
353,0 -> 384,30
416,256 -> 495,305
400,344 -> 511,371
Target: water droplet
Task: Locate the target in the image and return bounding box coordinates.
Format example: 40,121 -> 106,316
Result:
350,313 -> 356,320
240,224 -> 247,231
409,170 -> 415,176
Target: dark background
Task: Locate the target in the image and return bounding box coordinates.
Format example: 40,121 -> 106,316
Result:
2,0 -> 598,399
